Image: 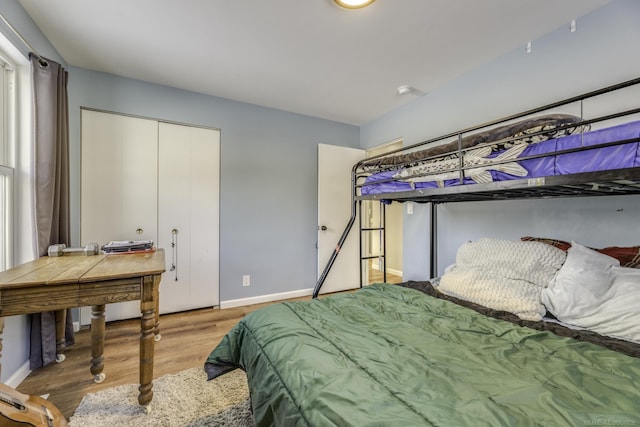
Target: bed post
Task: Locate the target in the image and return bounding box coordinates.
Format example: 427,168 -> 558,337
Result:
430,202 -> 438,278
358,199 -> 363,288
382,201 -> 387,283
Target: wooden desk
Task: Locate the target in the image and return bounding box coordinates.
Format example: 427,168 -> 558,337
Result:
0,249 -> 165,410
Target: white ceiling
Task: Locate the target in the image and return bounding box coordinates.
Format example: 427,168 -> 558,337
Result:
19,0 -> 612,125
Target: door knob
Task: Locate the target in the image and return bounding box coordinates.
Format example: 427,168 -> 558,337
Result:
319,225 -> 327,231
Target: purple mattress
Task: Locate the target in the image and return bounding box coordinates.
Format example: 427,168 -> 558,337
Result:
361,120 -> 640,195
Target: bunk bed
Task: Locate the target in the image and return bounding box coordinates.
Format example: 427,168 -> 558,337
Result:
205,78 -> 640,426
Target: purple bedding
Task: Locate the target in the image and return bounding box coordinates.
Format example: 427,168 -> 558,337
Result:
361,120 -> 640,195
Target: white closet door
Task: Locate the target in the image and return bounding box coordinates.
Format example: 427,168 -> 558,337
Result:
81,110 -> 123,245
80,110 -> 158,322
158,122 -> 220,313
81,110 -> 158,243
120,118 -> 159,242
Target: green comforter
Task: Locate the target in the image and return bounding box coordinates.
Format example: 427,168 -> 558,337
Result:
205,284 -> 640,426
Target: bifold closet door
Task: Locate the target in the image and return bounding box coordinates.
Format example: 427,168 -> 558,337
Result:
80,110 -> 158,322
81,110 -> 220,323
157,122 -> 220,313
81,110 -> 158,244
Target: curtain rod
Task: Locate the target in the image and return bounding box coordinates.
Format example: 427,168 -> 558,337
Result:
0,13 -> 48,66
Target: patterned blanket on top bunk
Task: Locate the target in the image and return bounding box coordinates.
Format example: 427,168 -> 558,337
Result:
361,115 -> 640,195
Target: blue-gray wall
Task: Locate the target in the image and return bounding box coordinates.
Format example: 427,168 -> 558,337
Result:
361,0 -> 640,279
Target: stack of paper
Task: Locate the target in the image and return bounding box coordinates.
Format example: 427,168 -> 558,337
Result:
101,240 -> 155,254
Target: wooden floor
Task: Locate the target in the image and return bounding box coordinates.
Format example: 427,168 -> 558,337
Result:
368,268 -> 402,284
15,269 -> 402,421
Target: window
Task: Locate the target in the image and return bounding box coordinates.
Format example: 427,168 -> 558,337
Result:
0,51 -> 15,271
0,166 -> 11,271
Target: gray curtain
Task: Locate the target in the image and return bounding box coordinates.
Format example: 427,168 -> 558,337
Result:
29,53 -> 74,369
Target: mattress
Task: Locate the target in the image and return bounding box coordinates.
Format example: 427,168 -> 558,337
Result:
361,120 -> 640,195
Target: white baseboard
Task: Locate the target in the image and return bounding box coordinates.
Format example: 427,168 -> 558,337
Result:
371,261 -> 403,278
220,288 -> 314,309
6,360 -> 31,388
387,267 -> 403,277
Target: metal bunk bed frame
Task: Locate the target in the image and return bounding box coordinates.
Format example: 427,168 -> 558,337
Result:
313,76 -> 640,298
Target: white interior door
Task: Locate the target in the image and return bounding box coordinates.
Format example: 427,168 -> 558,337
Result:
158,122 -> 220,313
317,143 -> 365,294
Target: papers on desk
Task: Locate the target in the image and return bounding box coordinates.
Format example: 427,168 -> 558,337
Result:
101,240 -> 155,254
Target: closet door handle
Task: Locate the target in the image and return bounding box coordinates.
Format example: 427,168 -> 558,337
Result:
170,229 -> 178,281
136,228 -> 143,234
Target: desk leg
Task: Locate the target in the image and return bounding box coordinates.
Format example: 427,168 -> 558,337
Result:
154,282 -> 161,342
138,275 -> 159,412
54,309 -> 67,362
90,305 -> 106,383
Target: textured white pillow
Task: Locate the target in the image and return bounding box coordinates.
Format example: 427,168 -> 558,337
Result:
438,238 -> 566,321
542,242 -> 640,343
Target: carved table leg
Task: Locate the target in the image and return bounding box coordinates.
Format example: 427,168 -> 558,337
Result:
138,308 -> 155,410
138,275 -> 158,410
153,281 -> 161,342
54,309 -> 67,362
90,304 -> 106,383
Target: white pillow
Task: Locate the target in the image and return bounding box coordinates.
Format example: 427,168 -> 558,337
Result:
542,242 -> 618,315
542,242 -> 640,343
438,238 -> 566,321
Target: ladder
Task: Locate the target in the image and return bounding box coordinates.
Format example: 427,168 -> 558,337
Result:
359,200 -> 387,287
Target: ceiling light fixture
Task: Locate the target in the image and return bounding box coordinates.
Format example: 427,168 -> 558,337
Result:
333,0 -> 376,9
396,85 -> 427,97
396,85 -> 413,96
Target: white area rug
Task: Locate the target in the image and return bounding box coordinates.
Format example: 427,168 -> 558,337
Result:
69,367 -> 253,426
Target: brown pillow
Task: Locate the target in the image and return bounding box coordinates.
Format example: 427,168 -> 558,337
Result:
597,246 -> 640,269
521,236 -> 571,252
521,237 -> 640,269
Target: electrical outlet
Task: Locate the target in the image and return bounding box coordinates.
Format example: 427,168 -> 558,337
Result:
242,275 -> 251,287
